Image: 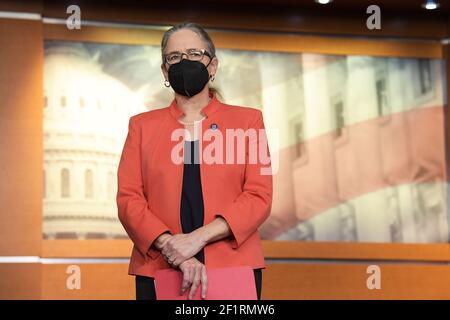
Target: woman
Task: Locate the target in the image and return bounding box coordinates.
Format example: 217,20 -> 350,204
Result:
116,22 -> 273,300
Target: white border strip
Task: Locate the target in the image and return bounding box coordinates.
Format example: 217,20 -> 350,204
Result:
41,258 -> 130,264
42,17 -> 170,31
0,11 -> 41,20
0,256 -> 448,265
0,256 -> 40,263
265,258 -> 450,266
0,256 -> 129,264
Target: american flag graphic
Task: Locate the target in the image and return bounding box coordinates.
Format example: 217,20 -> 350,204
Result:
43,42 -> 448,243
256,53 -> 448,244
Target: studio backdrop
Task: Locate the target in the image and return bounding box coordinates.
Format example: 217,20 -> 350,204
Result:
42,37 -> 448,245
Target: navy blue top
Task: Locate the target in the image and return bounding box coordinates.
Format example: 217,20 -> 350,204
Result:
179,139 -> 263,284
180,140 -> 205,263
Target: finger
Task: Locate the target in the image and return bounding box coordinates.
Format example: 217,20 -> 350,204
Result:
165,238 -> 174,248
168,252 -> 178,263
173,257 -> 181,267
165,251 -> 175,262
185,266 -> 196,296
180,268 -> 191,295
174,255 -> 188,267
201,265 -> 208,299
189,266 -> 201,300
162,242 -> 173,255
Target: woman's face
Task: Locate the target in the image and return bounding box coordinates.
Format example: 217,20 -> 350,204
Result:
161,29 -> 218,86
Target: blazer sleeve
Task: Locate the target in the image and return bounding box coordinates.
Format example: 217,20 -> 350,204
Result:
116,115 -> 171,259
215,109 -> 273,249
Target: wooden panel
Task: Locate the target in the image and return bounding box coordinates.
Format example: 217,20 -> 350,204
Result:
0,18 -> 43,256
211,31 -> 442,58
36,262 -> 450,299
42,239 -> 450,262
0,0 -> 43,13
445,42 -> 450,175
263,241 -> 450,262
41,1 -> 448,39
43,23 -> 442,59
0,264 -> 41,299
41,263 -> 134,300
262,263 -> 450,299
194,0 -> 450,14
42,239 -> 133,258
0,1 -> 447,40
43,23 -> 163,46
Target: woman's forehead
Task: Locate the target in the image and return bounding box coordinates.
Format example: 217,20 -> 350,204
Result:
165,29 -> 205,52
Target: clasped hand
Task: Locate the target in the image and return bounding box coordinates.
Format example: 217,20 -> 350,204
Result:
160,231 -> 208,299
161,231 -> 206,267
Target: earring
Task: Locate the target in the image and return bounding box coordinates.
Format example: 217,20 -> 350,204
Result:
164,80 -> 170,87
210,75 -> 215,82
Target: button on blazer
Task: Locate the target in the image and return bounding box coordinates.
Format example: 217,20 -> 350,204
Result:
117,93 -> 273,277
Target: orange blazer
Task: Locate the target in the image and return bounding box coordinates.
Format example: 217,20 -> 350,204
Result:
116,93 -> 273,277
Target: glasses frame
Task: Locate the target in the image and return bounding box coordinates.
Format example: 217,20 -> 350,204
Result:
164,48 -> 213,65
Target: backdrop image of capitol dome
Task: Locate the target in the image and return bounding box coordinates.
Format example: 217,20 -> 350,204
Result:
42,40 -> 448,244
42,42 -> 170,239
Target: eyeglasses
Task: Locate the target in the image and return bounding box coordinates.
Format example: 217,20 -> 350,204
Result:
164,48 -> 213,65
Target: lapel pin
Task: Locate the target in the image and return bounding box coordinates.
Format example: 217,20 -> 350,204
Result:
210,123 -> 218,130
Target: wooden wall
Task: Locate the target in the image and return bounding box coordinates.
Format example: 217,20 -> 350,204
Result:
0,0 -> 449,299
0,17 -> 43,300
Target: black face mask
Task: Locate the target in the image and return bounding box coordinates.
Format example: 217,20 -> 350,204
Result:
168,59 -> 212,97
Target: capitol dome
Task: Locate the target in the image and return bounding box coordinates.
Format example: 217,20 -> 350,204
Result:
43,42 -> 148,239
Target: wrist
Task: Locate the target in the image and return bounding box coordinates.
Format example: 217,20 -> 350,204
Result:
191,227 -> 210,247
154,232 -> 172,250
